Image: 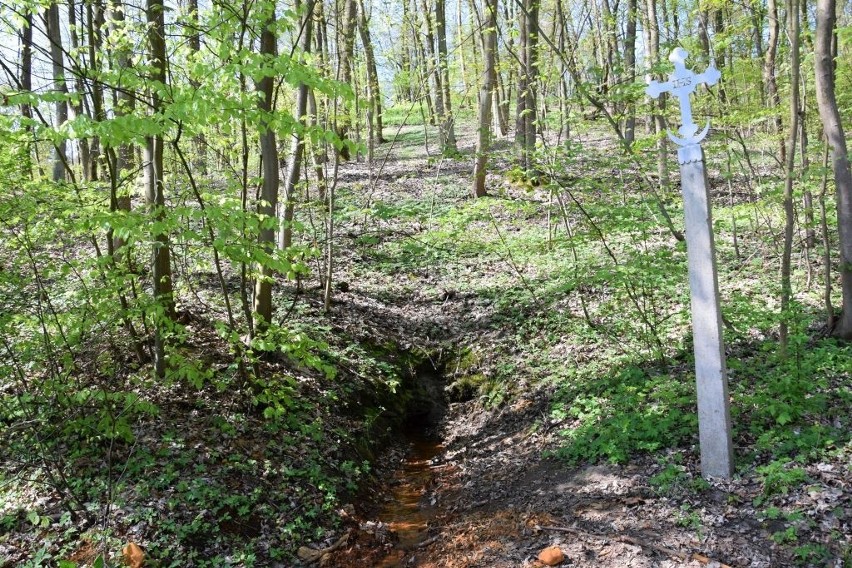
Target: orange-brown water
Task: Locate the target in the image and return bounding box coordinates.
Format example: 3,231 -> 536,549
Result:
375,435 -> 443,567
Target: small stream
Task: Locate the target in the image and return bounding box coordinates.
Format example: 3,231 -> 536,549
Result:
365,365 -> 447,567
374,431 -> 444,566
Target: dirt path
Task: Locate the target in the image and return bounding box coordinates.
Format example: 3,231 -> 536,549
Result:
313,125 -> 846,568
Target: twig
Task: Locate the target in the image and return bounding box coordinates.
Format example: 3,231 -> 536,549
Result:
417,534 -> 441,548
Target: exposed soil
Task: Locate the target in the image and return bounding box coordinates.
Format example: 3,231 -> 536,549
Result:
308,124 -> 850,568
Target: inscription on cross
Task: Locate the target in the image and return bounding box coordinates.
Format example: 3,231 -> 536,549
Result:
646,47 -> 721,146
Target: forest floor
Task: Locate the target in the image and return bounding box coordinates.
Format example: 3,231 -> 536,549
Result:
313,121 -> 851,568
1,119 -> 850,568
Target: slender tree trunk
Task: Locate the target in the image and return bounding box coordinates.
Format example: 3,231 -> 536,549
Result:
456,0 -> 470,107
279,0 -> 315,251
493,47 -> 508,136
473,0 -> 497,198
309,89 -> 327,201
436,0 -> 457,152
779,0 -> 801,349
336,0 -> 358,159
400,0 -> 414,102
818,141 -> 835,327
764,0 -> 786,162
624,0 -> 637,145
600,0 -> 617,108
146,0 -> 175,376
253,0 -> 280,329
645,0 -> 669,191
45,3 -> 69,182
420,0 -> 446,141
698,10 -> 711,62
106,0 -> 135,243
516,0 -> 538,170
357,0 -> 386,145
801,0 -> 814,250
87,1 -> 106,182
814,0 -> 852,338
67,0 -> 92,181
188,0 -> 207,174
19,13 -> 33,138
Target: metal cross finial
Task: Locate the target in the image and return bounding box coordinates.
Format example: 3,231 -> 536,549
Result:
646,48 -> 721,147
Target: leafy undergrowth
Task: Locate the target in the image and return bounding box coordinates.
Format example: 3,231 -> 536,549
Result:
0,297 -> 431,566
2,121 -> 851,567
332,124 -> 851,565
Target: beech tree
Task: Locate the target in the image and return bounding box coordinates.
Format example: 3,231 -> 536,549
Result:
279,0 -> 315,251
45,2 -> 68,181
145,0 -> 175,376
472,0 -> 497,198
435,0 -> 457,152
814,0 -> 852,338
515,0 -> 538,170
253,0 -> 281,329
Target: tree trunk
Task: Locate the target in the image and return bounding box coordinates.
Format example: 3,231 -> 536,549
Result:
146,0 -> 175,376
45,3 -> 69,182
814,0 -> 852,338
188,0 -> 207,174
420,0 -> 446,141
644,0 -> 669,191
253,0 -> 280,329
336,0 -> 358,159
473,0 -> 497,198
106,0 -> 135,244
779,0 -> 800,349
436,0 -> 457,152
764,0 -> 785,162
516,0 -> 538,170
67,0 -> 92,181
19,12 -> 33,138
623,0 -> 637,145
357,0 -> 386,146
279,0 -> 315,251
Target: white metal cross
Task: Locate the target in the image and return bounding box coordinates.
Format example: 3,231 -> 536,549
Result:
646,48 -> 720,146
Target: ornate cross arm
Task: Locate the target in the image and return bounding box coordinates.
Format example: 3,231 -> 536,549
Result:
646,47 -> 720,147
